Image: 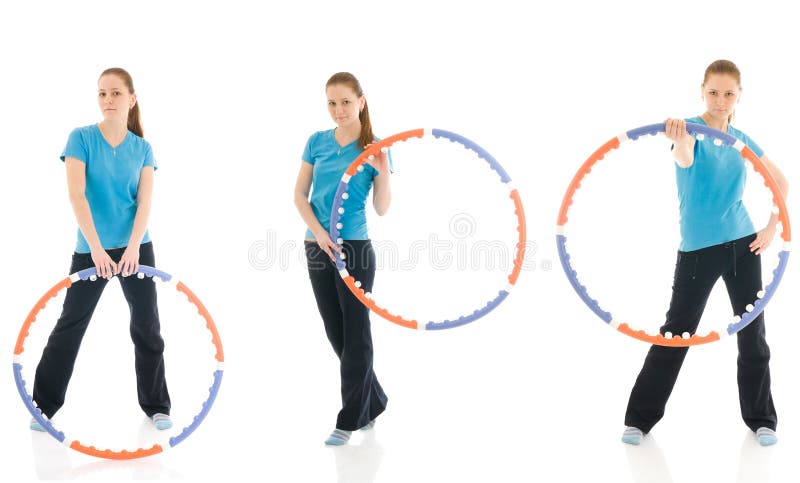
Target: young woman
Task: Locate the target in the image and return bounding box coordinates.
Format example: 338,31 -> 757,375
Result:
31,67 -> 172,431
622,60 -> 788,446
294,72 -> 391,446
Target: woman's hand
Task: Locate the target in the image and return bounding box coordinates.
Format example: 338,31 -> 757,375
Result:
665,118 -> 695,168
118,244 -> 141,276
312,228 -> 342,262
665,118 -> 692,144
750,224 -> 777,255
366,147 -> 390,173
90,247 -> 117,279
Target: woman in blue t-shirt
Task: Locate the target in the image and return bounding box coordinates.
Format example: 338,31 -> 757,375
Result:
622,60 -> 789,446
31,68 -> 172,431
294,72 -> 391,446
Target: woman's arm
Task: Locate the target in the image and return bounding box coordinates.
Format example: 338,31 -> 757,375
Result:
118,166 -> 154,276
294,161 -> 340,260
665,118 -> 695,168
750,154 -> 789,255
65,157 -> 116,279
370,150 -> 391,215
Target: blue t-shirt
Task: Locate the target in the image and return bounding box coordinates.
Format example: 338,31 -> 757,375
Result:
302,129 -> 392,240
61,124 -> 157,253
676,116 -> 764,251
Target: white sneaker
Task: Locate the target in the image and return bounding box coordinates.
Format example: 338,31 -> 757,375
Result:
151,413 -> 173,430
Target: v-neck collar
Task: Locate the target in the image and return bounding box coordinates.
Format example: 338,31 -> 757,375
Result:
695,115 -> 729,134
95,123 -> 130,150
332,128 -> 358,151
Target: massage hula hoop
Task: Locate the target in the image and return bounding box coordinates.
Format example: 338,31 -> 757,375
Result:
13,265 -> 224,459
557,122 -> 790,347
329,129 -> 526,330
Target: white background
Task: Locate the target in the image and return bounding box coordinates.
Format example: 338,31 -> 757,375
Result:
1,0 -> 799,481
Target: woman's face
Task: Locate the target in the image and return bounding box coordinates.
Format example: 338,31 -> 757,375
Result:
701,73 -> 740,123
326,83 -> 364,130
97,74 -> 136,123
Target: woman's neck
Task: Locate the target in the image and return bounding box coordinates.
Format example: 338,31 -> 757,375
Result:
700,112 -> 728,132
98,120 -> 128,146
334,123 -> 361,146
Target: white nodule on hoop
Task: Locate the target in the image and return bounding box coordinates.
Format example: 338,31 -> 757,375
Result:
367,155 -> 375,161
745,304 -> 755,313
681,332 -> 691,339
340,252 -> 346,260
733,139 -> 746,152
733,315 -> 742,323
556,225 -> 566,235
616,133 -> 629,144
380,147 -> 388,154
757,290 -> 766,299
713,138 -> 723,146
338,269 -> 349,279
364,291 -> 372,299
89,275 -> 98,282
356,165 -> 364,172
137,272 -> 145,279
341,174 -> 352,183
696,133 -> 705,141
338,207 -> 345,215
336,238 -> 343,245
336,223 -> 343,230
354,280 -> 362,288
342,192 -> 350,200
664,331 -> 673,339
610,319 -> 620,329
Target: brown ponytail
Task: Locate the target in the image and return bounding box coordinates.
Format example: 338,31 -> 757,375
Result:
326,72 -> 374,149
703,59 -> 741,125
99,67 -> 144,138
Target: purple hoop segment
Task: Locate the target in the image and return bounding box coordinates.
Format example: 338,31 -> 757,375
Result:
556,122 -> 791,347
13,265 -> 224,459
328,128 -> 527,331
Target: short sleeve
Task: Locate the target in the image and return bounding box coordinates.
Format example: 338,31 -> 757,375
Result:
302,132 -> 317,165
60,128 -> 88,163
387,148 -> 395,173
743,135 -> 764,158
143,141 -> 157,170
